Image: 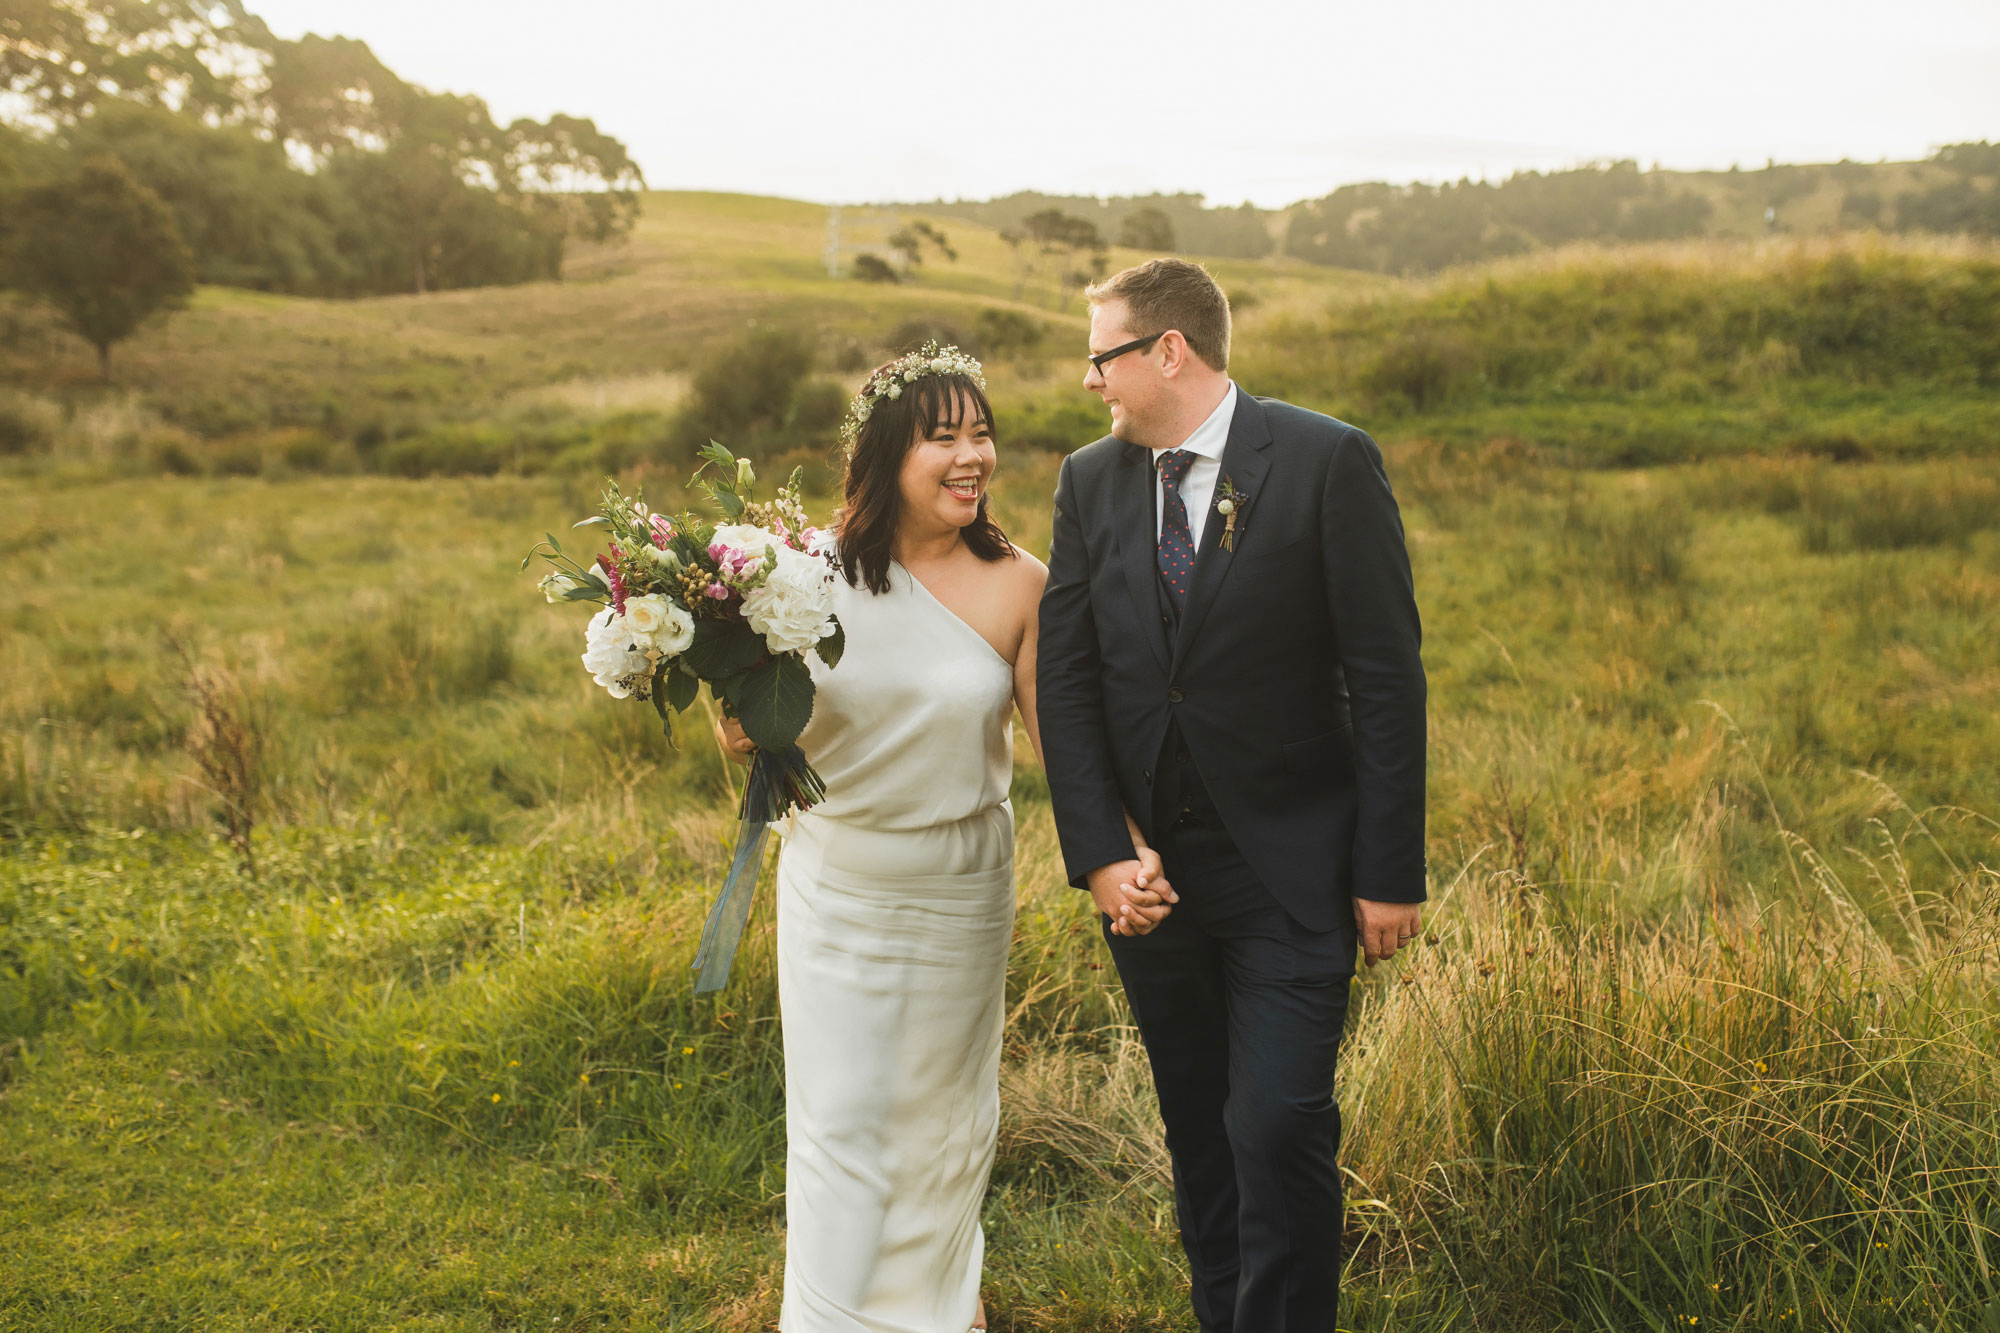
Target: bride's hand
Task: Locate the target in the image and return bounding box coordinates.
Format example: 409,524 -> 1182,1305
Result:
715,715 -> 757,765
1088,849 -> 1177,937
1118,846 -> 1177,936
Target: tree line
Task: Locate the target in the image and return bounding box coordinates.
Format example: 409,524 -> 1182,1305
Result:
923,150 -> 2000,279
1,0 -> 643,373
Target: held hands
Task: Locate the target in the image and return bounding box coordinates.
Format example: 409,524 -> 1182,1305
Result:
715,715 -> 757,766
1354,897 -> 1422,968
1087,846 -> 1178,937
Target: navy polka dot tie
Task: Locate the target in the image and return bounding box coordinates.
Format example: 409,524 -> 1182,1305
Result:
1157,449 -> 1196,618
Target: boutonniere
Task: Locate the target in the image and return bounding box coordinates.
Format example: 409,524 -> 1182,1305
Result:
1216,475 -> 1252,552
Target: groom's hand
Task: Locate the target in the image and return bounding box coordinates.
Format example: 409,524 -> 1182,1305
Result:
1354,897 -> 1423,968
1087,854 -> 1176,937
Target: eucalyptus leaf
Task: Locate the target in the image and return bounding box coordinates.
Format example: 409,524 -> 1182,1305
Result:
736,653 -> 815,750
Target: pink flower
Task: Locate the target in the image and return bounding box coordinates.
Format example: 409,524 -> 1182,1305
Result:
704,582 -> 730,600
649,514 -> 675,547
597,556 -> 628,614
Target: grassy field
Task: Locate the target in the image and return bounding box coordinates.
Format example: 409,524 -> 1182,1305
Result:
3,194 -> 1999,1330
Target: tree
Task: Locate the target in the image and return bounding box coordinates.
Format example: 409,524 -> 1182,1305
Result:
1117,205 -> 1176,251
1,0 -> 270,126
1021,208 -> 1107,309
64,101 -> 346,292
9,154 -> 195,378
886,220 -> 956,271
266,34 -> 644,294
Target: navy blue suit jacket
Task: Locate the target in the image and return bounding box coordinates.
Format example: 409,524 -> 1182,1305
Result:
1037,393 -> 1427,930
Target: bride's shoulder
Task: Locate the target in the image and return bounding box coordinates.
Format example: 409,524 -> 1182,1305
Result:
999,543 -> 1048,617
1004,542 -> 1048,586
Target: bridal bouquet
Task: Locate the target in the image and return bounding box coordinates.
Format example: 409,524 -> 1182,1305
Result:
525,444 -> 845,821
525,446 -> 844,993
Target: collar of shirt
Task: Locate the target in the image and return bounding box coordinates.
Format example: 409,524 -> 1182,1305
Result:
1171,380 -> 1237,467
1153,382 -> 1237,547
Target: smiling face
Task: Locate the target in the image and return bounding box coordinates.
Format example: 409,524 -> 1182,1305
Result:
895,385 -> 996,539
1083,298 -> 1167,446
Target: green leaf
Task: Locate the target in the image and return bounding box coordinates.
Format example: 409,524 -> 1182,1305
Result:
815,619 -> 845,670
697,441 -> 736,474
573,515 -> 610,530
666,664 -> 700,712
735,654 -> 815,750
712,486 -> 745,522
710,673 -> 743,712
559,583 -> 607,603
682,618 -> 767,678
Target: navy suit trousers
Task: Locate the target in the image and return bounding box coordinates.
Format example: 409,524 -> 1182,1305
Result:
1106,747 -> 1356,1333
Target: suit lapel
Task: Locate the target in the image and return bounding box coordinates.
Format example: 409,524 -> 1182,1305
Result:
1111,440 -> 1172,674
1171,394 -> 1273,673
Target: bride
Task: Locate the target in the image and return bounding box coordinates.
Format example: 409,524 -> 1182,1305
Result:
720,345 -> 1174,1331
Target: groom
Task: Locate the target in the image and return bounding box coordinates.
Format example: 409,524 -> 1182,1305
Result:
1038,259 -> 1427,1331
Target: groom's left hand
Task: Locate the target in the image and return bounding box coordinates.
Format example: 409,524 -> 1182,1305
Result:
1354,897 -> 1422,969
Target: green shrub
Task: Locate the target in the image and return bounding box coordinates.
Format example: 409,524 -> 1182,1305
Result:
669,327 -> 819,462
0,390 -> 62,454
380,423 -> 510,478
1356,329 -> 1479,411
974,308 -> 1046,358
1799,468 -> 1999,552
276,429 -> 335,472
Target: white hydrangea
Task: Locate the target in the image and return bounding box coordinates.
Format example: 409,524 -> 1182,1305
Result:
581,609 -> 652,699
740,544 -> 837,655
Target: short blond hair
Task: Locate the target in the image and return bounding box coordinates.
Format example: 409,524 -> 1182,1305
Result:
1085,258 -> 1231,371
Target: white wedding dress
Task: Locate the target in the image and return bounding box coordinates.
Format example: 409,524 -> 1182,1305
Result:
775,560 -> 1017,1332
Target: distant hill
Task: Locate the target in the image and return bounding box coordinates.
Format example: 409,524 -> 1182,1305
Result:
916,146 -> 2000,276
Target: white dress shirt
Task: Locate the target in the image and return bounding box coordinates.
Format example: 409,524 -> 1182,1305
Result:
1153,382 -> 1238,549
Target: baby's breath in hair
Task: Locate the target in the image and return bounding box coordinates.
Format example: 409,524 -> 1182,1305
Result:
839,341 -> 986,455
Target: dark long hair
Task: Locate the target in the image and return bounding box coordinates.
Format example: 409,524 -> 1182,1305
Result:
837,368 -> 1014,594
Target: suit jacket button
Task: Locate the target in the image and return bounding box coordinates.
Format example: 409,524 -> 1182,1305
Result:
1168,687 -> 1184,703
1142,770 -> 1153,785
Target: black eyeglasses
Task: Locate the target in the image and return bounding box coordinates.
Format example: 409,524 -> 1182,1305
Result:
1088,331 -> 1164,375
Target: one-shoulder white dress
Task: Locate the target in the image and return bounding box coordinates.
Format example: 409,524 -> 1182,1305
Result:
775,560 -> 1017,1333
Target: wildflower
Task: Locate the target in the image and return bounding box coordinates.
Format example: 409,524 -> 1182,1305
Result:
682,1046 -> 694,1055
491,1093 -> 501,1103
579,1072 -> 590,1085
508,1059 -> 519,1067
1757,1060 -> 1769,1073
674,1082 -> 682,1090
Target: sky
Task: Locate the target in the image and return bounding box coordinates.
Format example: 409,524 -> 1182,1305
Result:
246,0 -> 2000,208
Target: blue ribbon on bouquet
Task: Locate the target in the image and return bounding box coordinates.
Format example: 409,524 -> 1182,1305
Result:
689,813 -> 770,994
690,744 -> 816,994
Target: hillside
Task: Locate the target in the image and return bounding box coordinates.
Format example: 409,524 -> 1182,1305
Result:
4,191 -> 1996,481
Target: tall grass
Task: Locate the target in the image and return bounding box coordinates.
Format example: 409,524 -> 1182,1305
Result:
2,449 -> 1996,1327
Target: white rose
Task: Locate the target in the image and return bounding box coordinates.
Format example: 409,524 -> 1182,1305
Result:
621,593 -> 695,658
581,608 -> 651,698
709,523 -> 780,553
740,544 -> 836,655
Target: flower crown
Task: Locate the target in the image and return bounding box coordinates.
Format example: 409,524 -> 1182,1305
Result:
839,341 -> 987,454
